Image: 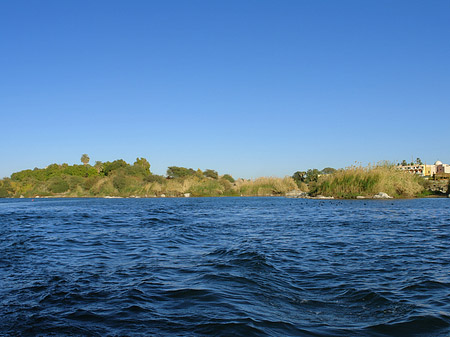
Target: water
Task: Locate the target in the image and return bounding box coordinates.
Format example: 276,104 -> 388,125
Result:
1,197 -> 449,336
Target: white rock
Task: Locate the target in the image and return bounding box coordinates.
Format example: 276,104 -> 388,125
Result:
285,190 -> 308,198
373,192 -> 393,199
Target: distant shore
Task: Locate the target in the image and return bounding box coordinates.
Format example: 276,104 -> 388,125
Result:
1,159 -> 449,200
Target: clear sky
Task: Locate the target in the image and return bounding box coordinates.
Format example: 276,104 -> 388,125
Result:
1,0 -> 449,179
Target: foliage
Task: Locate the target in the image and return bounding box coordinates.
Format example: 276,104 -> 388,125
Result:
203,169 -> 219,179
313,164 -> 424,198
237,177 -> 297,196
49,177 -> 69,193
113,175 -> 128,191
292,171 -> 306,186
166,166 -> 196,179
81,154 -> 90,165
1,157 -> 434,199
0,179 -> 14,197
321,167 -> 336,175
221,174 -> 235,183
144,174 -> 166,184
305,169 -> 320,183
102,160 -> 129,176
133,157 -> 151,176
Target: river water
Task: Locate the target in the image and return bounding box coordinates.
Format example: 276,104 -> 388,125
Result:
1,197 -> 449,336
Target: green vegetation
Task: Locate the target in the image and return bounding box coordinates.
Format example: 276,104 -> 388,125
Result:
1,157 -> 444,199
310,163 -> 425,198
0,156 -> 297,198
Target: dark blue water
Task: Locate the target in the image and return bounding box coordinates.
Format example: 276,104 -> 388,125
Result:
1,197 -> 449,336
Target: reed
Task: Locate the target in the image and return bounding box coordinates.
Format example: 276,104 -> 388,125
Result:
237,176 -> 298,196
313,164 -> 424,198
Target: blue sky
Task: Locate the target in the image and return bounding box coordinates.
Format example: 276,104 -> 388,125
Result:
1,0 -> 449,179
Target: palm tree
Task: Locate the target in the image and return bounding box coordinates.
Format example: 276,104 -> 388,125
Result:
81,154 -> 90,166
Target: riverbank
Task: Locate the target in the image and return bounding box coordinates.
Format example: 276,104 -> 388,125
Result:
1,160 -> 448,199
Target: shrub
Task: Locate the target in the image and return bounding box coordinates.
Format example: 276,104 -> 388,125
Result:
166,166 -> 196,179
113,175 -> 127,191
203,169 -> 219,179
144,174 -> 166,184
221,174 -> 235,183
49,178 -> 69,193
313,164 -> 424,198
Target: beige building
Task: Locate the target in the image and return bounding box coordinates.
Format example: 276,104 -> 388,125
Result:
398,164 -> 430,176
398,160 -> 448,177
435,161 -> 450,174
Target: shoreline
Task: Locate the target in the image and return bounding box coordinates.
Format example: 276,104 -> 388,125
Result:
2,194 -> 448,200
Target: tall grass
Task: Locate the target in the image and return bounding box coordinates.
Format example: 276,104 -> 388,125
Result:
313,164 -> 424,198
237,177 -> 298,196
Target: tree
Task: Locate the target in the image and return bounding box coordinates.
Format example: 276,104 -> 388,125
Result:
416,158 -> 423,165
292,171 -> 306,184
401,160 -> 408,166
305,169 -> 320,183
81,154 -> 90,166
94,161 -> 103,174
166,166 -> 195,179
222,174 -> 235,183
134,157 -> 150,170
203,169 -> 219,179
49,177 -> 69,193
133,157 -> 151,176
321,167 -> 336,175
102,159 -> 129,176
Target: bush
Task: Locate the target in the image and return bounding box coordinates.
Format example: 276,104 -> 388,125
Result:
49,178 -> 69,193
144,174 -> 166,184
83,176 -> 100,191
0,187 -> 10,197
103,160 -> 129,176
167,166 -> 196,179
221,174 -> 235,183
203,169 -> 219,179
113,175 -> 127,191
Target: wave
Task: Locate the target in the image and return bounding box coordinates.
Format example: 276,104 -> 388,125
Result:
366,314 -> 450,336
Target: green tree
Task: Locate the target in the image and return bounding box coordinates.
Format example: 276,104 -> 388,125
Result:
166,166 -> 195,179
416,158 -> 423,165
81,154 -> 90,166
221,174 -> 235,183
113,175 -> 127,191
305,169 -> 320,183
49,177 -> 69,193
401,160 -> 408,166
321,167 -> 336,175
203,169 -> 219,179
133,157 -> 151,176
102,159 -> 129,176
292,171 -> 306,183
0,178 -> 14,198
94,161 -> 104,174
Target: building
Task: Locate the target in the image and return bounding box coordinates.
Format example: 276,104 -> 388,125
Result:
435,161 -> 450,174
398,161 -> 450,177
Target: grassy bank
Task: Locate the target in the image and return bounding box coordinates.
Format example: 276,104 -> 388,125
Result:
311,164 -> 425,199
0,159 -> 298,198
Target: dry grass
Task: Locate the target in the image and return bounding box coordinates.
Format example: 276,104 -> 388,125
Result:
313,164 -> 424,198
236,176 -> 298,196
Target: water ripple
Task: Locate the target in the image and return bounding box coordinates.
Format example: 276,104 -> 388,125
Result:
1,197 -> 449,336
